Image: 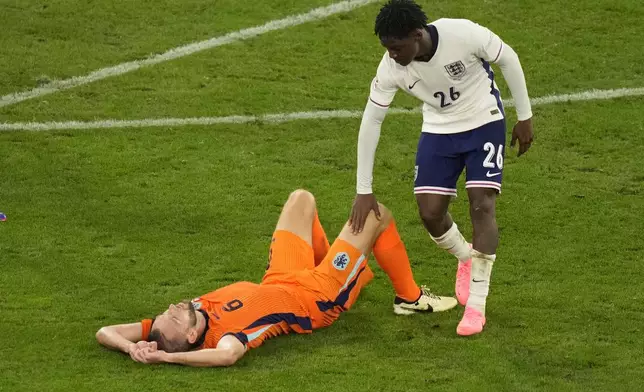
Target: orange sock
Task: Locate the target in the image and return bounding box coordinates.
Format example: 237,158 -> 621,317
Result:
312,211 -> 330,266
373,220 -> 421,302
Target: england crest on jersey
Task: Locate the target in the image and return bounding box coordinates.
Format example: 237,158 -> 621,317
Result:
444,60 -> 467,79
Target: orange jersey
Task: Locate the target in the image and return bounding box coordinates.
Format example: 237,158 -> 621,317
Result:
141,230 -> 373,351
193,281 -> 314,349
142,281 -> 313,350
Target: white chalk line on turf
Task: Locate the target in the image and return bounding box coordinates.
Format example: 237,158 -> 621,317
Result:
0,0 -> 379,109
0,87 -> 643,132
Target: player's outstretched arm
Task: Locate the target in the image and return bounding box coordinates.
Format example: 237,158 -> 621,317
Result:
352,59 -> 397,233
351,100 -> 389,233
95,322 -> 144,354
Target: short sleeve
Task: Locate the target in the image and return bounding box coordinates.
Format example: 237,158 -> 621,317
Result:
141,318 -> 154,341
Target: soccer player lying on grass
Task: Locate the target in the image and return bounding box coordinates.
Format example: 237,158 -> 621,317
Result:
96,189 -> 457,367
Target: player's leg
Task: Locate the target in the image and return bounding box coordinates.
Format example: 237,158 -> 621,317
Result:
372,215 -> 421,304
458,119 -> 506,336
314,204 -> 457,316
372,210 -> 459,315
274,189 -> 317,247
294,209 -> 382,326
312,210 -> 330,267
263,190 -> 319,284
415,132 -> 473,305
272,188 -> 330,266
308,207 -> 385,315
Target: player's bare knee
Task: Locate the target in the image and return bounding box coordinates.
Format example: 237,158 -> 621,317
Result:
286,189 -> 316,213
376,203 -> 392,228
469,194 -> 496,221
288,189 -> 314,202
275,189 -> 316,245
418,204 -> 446,225
416,194 -> 450,224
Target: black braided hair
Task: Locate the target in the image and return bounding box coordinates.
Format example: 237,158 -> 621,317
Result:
374,0 -> 428,40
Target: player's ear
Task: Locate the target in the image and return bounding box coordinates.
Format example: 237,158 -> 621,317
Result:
412,28 -> 424,41
187,328 -> 199,344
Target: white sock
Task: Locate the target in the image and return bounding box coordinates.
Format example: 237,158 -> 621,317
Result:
466,250 -> 496,314
430,222 -> 471,263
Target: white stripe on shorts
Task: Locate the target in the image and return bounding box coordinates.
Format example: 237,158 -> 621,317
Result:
414,186 -> 458,196
465,181 -> 502,191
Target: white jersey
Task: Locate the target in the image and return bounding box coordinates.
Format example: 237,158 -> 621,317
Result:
369,18 -> 507,134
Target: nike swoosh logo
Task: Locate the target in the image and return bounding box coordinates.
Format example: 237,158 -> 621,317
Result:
486,171 -> 502,178
472,279 -> 486,283
408,80 -> 420,89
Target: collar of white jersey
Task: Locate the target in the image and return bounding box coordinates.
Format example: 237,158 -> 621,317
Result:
414,24 -> 439,63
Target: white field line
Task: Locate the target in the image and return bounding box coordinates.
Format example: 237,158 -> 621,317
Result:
1,87 -> 643,132
0,0 -> 379,109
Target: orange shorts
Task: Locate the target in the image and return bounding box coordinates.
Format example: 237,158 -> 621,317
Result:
262,230 -> 374,328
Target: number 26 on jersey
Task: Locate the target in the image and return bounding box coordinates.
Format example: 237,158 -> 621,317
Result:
434,87 -> 460,108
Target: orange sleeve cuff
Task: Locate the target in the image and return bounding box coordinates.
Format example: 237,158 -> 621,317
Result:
141,319 -> 153,341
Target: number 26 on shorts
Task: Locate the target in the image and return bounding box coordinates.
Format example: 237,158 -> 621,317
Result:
483,142 -> 503,169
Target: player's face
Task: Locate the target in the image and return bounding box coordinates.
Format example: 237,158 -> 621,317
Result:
380,31 -> 422,66
151,301 -> 197,346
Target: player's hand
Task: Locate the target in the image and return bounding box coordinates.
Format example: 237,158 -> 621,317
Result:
130,340 -> 156,352
129,341 -> 158,363
138,349 -> 169,364
511,118 -> 534,157
129,346 -> 150,363
127,341 -> 152,356
349,193 -> 381,234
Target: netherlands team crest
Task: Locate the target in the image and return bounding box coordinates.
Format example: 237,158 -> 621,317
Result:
332,252 -> 350,271
444,60 -> 467,79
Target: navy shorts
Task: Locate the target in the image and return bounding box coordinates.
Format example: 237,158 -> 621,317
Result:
414,120 -> 506,196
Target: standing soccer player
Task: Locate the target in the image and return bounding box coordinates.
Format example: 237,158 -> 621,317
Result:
349,0 -> 534,336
